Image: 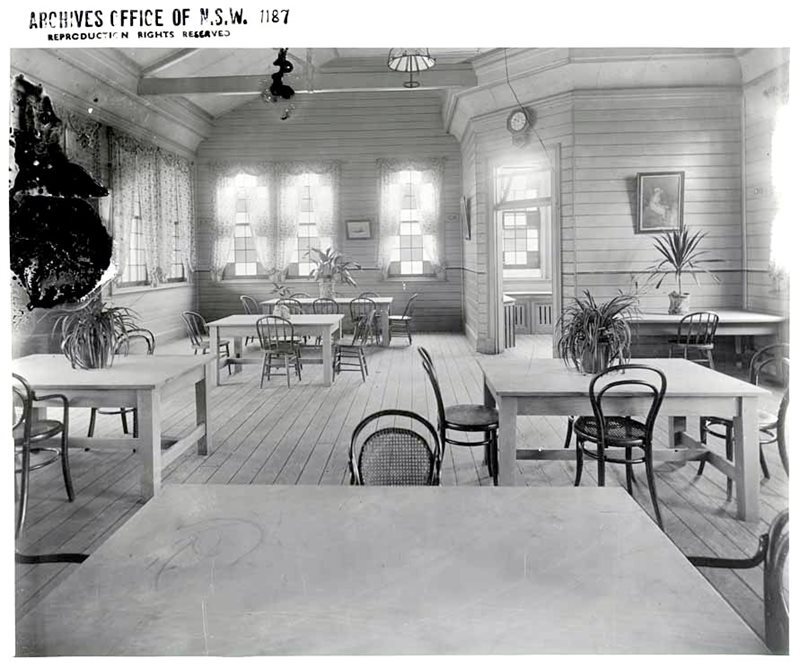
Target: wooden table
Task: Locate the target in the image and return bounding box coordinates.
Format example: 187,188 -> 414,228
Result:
16,484 -> 767,656
10,355 -> 213,500
480,357 -> 770,521
632,310 -> 786,365
207,314 -> 343,387
261,296 -> 394,347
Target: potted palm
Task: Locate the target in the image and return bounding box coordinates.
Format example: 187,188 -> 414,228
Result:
307,247 -> 360,298
645,227 -> 721,315
53,296 -> 138,369
556,290 -> 638,374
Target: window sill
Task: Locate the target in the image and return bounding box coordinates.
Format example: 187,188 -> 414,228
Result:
111,280 -> 189,296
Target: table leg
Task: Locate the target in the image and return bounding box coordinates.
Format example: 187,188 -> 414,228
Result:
135,389 -> 161,500
735,335 -> 744,369
668,416 -> 687,448
496,395 -> 518,486
210,326 -> 221,386
195,364 -> 211,456
732,396 -> 760,522
380,308 -> 391,347
322,327 -> 333,386
231,335 -> 243,376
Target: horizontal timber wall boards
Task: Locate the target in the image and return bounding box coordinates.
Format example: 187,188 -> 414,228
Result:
194,91 -> 463,331
743,66 -> 790,316
569,88 -> 744,310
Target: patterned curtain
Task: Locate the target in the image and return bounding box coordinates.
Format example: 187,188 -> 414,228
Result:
108,130 -> 139,281
136,146 -> 160,285
175,158 -> 196,271
209,162 -> 271,280
64,111 -> 104,185
276,161 -> 340,271
377,158 -> 444,273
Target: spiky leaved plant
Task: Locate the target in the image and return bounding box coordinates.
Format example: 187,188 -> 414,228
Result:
645,227 -> 721,296
307,247 -> 360,286
54,296 -> 138,369
556,290 -> 639,373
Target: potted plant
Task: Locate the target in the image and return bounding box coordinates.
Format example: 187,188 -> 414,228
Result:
645,227 -> 721,315
556,290 -> 638,374
307,247 -> 360,298
53,296 -> 138,369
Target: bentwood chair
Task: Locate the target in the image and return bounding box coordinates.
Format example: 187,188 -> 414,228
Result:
334,311 -> 373,381
256,315 -> 302,388
87,328 -> 155,438
350,297 -> 379,344
687,508 -> 789,654
572,364 -> 668,529
240,295 -> 260,345
418,346 -> 499,485
13,373 -> 75,538
182,311 -> 231,358
349,409 -> 441,485
668,311 -> 720,368
389,293 -> 419,345
698,344 -> 790,497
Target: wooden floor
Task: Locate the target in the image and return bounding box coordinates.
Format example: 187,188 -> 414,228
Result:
15,332 -> 789,647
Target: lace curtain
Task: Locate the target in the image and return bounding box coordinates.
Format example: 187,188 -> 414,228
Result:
276,161 -> 339,271
157,152 -> 196,274
64,111 -> 104,185
109,130 -> 139,281
136,146 -> 160,285
209,162 -> 272,280
377,158 -> 444,273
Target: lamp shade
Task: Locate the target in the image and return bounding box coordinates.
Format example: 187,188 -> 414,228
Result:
387,49 -> 436,88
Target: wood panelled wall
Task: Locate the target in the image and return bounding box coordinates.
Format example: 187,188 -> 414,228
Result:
743,66 -> 790,316
193,91 -> 463,331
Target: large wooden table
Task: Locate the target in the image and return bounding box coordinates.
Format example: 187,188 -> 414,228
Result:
261,296 -> 394,347
16,484 -> 766,656
10,355 -> 213,500
206,314 -> 343,387
480,357 -> 770,521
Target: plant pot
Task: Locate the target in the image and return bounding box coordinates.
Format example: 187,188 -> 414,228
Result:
319,280 -> 335,299
579,343 -> 610,375
668,292 -> 691,315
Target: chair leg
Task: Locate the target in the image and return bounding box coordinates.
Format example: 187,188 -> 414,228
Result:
87,407 -> 97,437
563,417 -> 574,449
260,353 -> 269,389
625,447 -> 634,495
574,439 -> 584,486
644,449 -> 664,530
707,350 -> 715,370
16,446 -> 32,539
285,355 -> 291,389
120,409 -> 130,435
359,351 -> 367,382
760,446 -> 770,479
725,425 -> 734,500
597,443 -> 606,487
60,425 -> 75,502
777,425 -> 789,477
132,409 -> 139,439
406,322 -> 412,345
697,417 -> 708,475
492,430 -> 499,486
295,354 -> 302,382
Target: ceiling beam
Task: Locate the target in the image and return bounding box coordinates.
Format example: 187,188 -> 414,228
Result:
140,49 -> 201,76
138,64 -> 477,96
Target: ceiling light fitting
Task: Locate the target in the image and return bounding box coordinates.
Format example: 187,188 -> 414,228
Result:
387,48 -> 436,89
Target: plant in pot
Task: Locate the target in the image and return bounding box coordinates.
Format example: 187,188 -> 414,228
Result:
53,296 -> 138,369
556,290 -> 638,374
644,227 -> 721,315
307,247 -> 360,298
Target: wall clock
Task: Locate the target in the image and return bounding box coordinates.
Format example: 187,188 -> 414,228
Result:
507,107 -> 534,147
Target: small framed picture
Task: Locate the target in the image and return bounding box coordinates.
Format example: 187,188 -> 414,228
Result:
460,195 -> 472,240
346,220 -> 372,240
636,171 -> 685,233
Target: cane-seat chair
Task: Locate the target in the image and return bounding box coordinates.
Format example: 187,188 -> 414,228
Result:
349,409 -> 441,485
572,364 -> 668,530
418,346 -> 499,485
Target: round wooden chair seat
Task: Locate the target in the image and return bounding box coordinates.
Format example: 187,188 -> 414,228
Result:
13,419 -> 64,444
444,404 -> 499,428
573,415 -> 648,445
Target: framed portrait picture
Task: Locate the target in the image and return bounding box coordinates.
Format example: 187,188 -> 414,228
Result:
460,195 -> 472,240
636,171 -> 685,233
346,220 -> 371,240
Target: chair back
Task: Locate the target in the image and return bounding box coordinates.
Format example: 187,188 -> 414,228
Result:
401,293 -> 420,319
256,315 -> 295,351
276,298 -> 304,315
12,373 -> 33,435
418,347 -> 446,441
588,364 -> 667,445
357,291 -> 380,299
240,295 -> 260,315
750,343 -> 790,386
351,310 -> 376,345
115,328 -> 155,356
676,311 -> 719,346
289,292 -> 311,299
350,297 -> 376,322
181,311 -> 208,347
313,297 -> 340,315
764,508 -> 789,654
349,409 -> 441,485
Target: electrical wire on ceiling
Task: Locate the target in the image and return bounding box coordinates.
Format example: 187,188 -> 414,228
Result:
504,48 -> 552,168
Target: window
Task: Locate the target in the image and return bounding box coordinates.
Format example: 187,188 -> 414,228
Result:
495,165 -> 552,280
228,173 -> 261,277
168,220 -> 185,282
385,169 -> 438,275
290,174 -> 324,277
120,200 -> 147,285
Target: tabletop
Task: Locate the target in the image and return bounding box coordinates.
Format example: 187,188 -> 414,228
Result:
479,357 -> 769,398
11,354 -> 210,391
17,484 -> 766,656
631,310 -> 786,324
207,314 -> 344,328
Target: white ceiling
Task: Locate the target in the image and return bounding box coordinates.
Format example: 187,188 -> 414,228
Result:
115,47 -> 492,117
